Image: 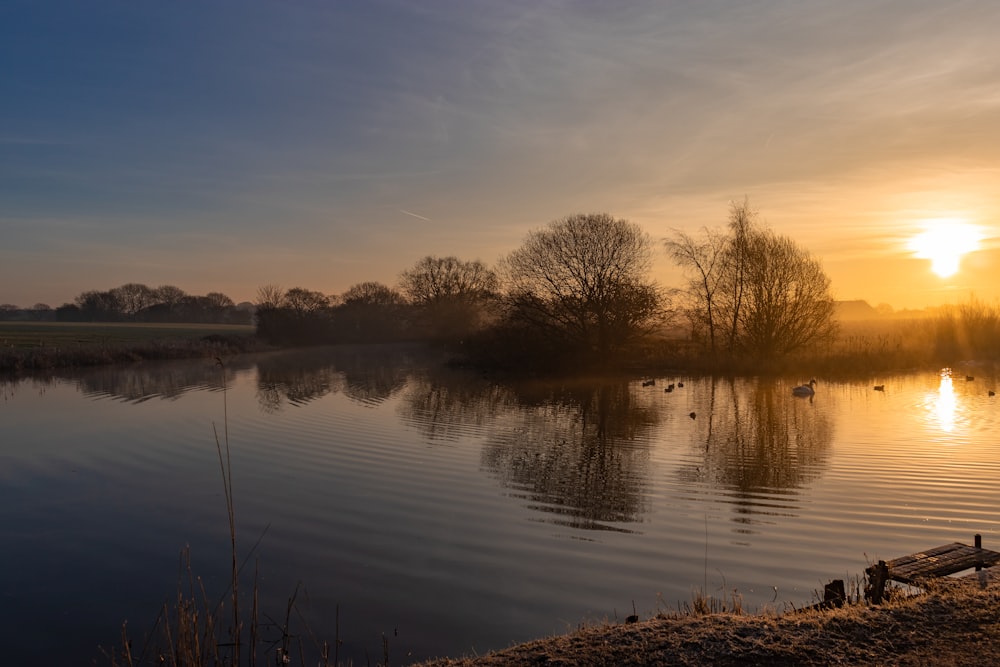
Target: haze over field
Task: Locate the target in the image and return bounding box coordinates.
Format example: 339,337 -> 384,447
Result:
2,1 -> 998,310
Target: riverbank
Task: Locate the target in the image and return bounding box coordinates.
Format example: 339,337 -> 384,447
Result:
418,575 -> 1000,666
0,321 -> 266,372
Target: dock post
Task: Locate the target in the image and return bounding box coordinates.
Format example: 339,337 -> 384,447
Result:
975,534 -> 983,571
824,579 -> 846,608
865,561 -> 888,604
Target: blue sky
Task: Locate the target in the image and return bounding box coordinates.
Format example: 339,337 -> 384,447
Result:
3,0 -> 999,309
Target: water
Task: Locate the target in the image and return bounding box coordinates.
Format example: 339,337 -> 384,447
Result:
1,347 -> 998,665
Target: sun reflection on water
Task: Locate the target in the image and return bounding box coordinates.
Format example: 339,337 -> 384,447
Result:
930,368 -> 956,433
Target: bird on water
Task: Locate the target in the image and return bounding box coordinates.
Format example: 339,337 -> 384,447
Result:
792,379 -> 817,397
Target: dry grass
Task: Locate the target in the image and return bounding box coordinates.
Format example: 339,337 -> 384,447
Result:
0,322 -> 263,372
101,360 -> 326,667
418,576 -> 1000,667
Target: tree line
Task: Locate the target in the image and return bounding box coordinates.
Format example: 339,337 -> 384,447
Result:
0,284 -> 253,324
256,201 -> 838,370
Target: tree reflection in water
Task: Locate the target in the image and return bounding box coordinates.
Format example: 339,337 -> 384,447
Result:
677,377 -> 834,532
397,368 -> 515,443
6,349 -> 835,537
8,357 -> 255,403
255,344 -> 426,412
479,381 -> 660,532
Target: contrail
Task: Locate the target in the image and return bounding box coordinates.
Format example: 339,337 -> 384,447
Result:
399,209 -> 431,221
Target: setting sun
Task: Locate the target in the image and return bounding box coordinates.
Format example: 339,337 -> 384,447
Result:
908,219 -> 983,278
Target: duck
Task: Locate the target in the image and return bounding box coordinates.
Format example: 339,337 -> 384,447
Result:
990,390 -> 996,397
792,379 -> 817,397
873,385 -> 885,391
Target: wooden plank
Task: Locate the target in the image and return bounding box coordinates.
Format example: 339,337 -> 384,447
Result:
885,542 -> 1000,584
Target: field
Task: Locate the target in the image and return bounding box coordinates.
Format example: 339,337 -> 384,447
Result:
0,321 -> 254,349
0,321 -> 261,372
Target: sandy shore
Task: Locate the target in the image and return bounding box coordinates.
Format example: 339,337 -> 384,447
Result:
417,574 -> 1000,666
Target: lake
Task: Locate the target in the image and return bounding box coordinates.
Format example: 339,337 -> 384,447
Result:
2,345 -> 998,665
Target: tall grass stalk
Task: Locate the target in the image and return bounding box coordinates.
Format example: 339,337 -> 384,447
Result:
105,359 -> 282,666
212,358 -> 240,666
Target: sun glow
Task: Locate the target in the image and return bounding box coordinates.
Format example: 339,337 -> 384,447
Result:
908,219 -> 982,278
931,368 -> 956,433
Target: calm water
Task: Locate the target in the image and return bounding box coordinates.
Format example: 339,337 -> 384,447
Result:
2,346 -> 998,665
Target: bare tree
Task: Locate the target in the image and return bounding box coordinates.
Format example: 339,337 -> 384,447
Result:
75,290 -> 121,320
664,226 -> 727,352
399,256 -> 499,341
110,283 -> 156,317
255,284 -> 286,309
283,287 -> 330,314
399,256 -> 497,305
500,212 -> 664,363
205,292 -> 235,309
669,200 -> 836,358
720,198 -> 757,353
341,281 -> 405,306
154,285 -> 187,307
734,230 -> 836,356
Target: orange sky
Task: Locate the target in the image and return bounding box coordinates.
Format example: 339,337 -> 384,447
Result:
3,2 -> 998,311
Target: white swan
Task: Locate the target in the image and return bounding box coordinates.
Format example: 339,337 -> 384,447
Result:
792,379 -> 817,397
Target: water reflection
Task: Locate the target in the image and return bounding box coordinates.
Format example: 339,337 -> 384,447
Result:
0,357 -> 253,403
397,369 -> 515,442
929,368 -> 956,432
479,381 -> 658,532
255,344 -> 427,412
1,350 -> 837,536
397,372 -> 658,530
678,377 -> 834,531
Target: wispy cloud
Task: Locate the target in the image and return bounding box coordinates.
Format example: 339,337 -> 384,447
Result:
2,0 -> 999,308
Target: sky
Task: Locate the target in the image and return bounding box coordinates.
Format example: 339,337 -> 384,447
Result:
2,0 -> 999,310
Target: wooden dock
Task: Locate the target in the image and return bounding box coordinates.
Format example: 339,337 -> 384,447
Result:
865,534 -> 1000,603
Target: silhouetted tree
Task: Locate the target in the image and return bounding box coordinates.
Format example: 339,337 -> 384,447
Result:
668,200 -> 836,358
255,286 -> 334,345
664,226 -> 727,352
205,292 -> 235,309
732,230 -> 836,357
75,290 -> 121,321
498,213 -> 664,367
55,303 -> 82,321
283,287 -> 329,314
154,285 -> 187,307
334,282 -> 410,342
399,256 -> 497,304
110,283 -> 156,317
29,303 -> 54,321
399,256 -> 499,341
341,281 -> 405,306
255,284 -> 286,310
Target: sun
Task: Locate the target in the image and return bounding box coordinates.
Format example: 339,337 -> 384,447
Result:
908,219 -> 982,278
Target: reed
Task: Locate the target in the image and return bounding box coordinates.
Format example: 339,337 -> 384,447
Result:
101,359 -> 323,667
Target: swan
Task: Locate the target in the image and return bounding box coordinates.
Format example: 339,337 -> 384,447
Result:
792,379 -> 817,397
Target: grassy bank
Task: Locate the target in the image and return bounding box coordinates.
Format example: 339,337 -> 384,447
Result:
626,310 -> 1000,379
418,575 -> 1000,666
0,321 -> 266,372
